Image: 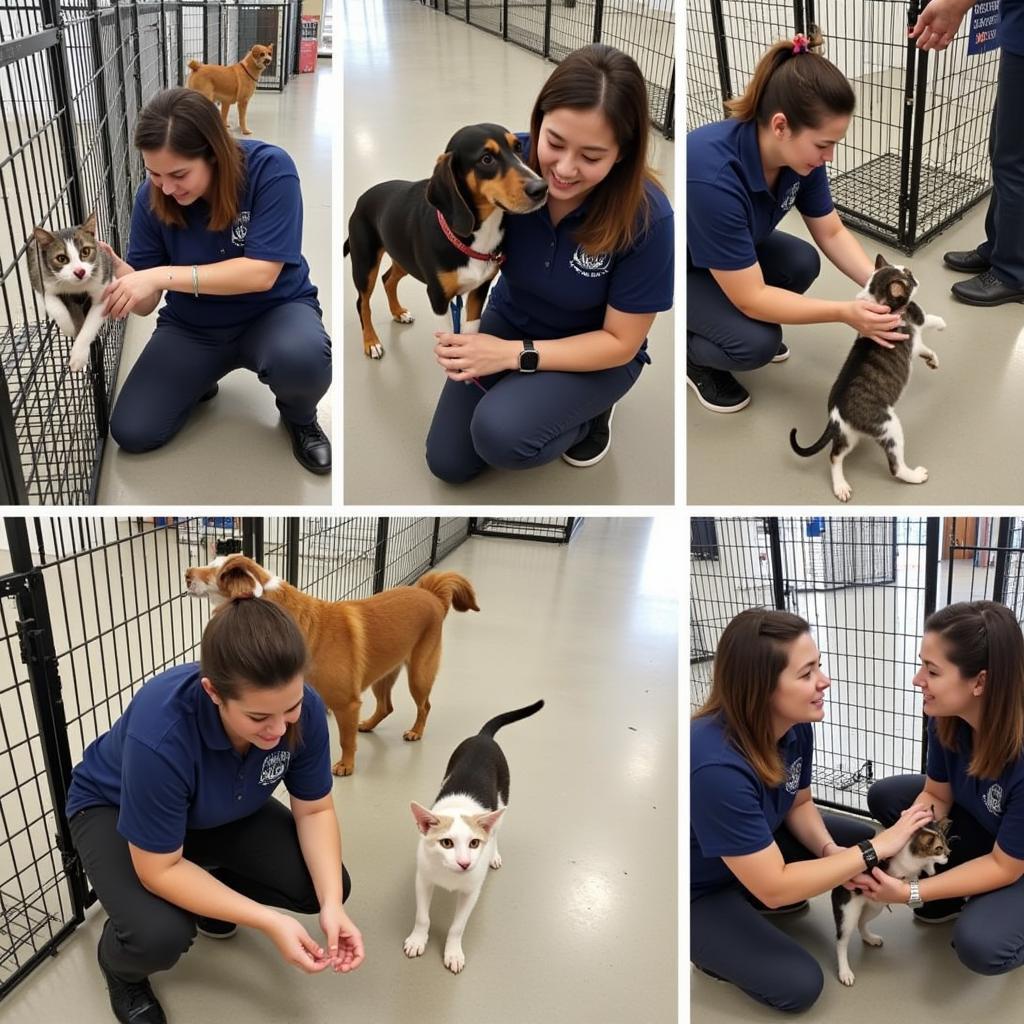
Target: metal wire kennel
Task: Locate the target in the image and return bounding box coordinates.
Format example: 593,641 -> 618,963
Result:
690,516 -> 1024,818
0,0 -> 303,505
686,0 -> 1001,253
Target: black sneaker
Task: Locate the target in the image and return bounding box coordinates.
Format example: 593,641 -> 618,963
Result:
199,383 -> 219,402
97,942 -> 167,1024
913,899 -> 964,924
771,341 -> 790,363
562,405 -> 615,467
196,915 -> 238,939
282,416 -> 331,475
686,359 -> 751,413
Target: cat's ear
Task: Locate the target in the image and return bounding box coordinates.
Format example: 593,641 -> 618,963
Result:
32,226 -> 55,247
875,253 -> 889,270
82,211 -> 97,236
411,801 -> 439,835
475,809 -> 505,834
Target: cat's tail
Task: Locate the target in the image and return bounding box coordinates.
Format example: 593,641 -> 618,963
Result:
479,701 -> 544,738
789,421 -> 833,457
416,571 -> 480,614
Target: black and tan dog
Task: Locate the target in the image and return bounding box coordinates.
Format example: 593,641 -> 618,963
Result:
343,124 -> 548,359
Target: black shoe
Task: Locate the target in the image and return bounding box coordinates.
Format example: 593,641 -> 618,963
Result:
199,383 -> 219,402
562,405 -> 615,467
196,915 -> 238,939
771,341 -> 790,363
97,943 -> 167,1024
686,359 -> 751,413
943,248 -> 991,273
283,416 -> 332,475
952,268 -> 1024,306
913,899 -> 964,924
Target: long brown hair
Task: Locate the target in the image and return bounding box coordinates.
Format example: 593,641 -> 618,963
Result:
134,88 -> 246,231
200,597 -> 309,749
725,27 -> 855,130
528,43 -> 664,254
927,601 -> 1024,779
693,608 -> 812,787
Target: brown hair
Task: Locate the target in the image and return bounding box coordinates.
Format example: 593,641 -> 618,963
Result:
200,597 -> 309,749
134,88 -> 246,231
926,601 -> 1024,779
693,608 -> 812,787
725,28 -> 855,130
528,43 -> 664,254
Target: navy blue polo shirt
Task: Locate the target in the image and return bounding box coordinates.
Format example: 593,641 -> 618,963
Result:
126,139 -> 319,330
1004,0 -> 1024,55
927,716 -> 1024,859
484,134 -> 673,362
691,713 -> 814,899
687,117 -> 833,271
65,663 -> 333,853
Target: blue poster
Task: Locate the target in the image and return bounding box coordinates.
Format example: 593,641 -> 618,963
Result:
967,0 -> 1001,54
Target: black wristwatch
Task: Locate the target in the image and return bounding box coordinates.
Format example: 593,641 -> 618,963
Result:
518,339 -> 539,373
857,839 -> 879,870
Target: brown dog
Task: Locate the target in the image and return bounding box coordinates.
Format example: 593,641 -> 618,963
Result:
186,44 -> 274,135
185,553 -> 479,776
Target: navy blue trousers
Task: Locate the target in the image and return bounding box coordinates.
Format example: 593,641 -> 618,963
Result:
424,307 -> 645,484
687,231 -> 821,372
691,812 -> 874,1013
110,300 -> 331,453
977,49 -> 1024,289
869,774 -> 1024,976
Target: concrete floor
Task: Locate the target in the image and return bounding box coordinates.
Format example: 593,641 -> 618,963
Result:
0,517 -> 678,1024
687,201 -> 1024,504
96,64 -> 334,506
342,0 -> 676,505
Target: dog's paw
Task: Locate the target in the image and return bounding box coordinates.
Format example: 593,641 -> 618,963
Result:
403,729 -> 423,742
393,311 -> 414,324
444,944 -> 466,974
357,720 -> 376,733
489,852 -> 502,870
833,483 -> 852,503
242,128 -> 253,136
331,760 -> 353,777
366,343 -> 384,359
403,932 -> 428,958
862,933 -> 883,948
838,967 -> 856,987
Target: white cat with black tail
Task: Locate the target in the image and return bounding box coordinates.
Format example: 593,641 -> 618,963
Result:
404,699 -> 544,974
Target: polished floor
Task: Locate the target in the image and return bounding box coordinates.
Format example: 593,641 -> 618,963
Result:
0,518 -> 678,1024
96,65 -> 334,506
342,0 -> 676,505
687,201 -> 1024,504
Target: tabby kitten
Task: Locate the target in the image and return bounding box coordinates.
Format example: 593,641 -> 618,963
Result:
27,211 -> 113,372
789,254 -> 946,502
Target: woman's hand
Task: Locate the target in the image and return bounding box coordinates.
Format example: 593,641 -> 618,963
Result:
860,865 -> 913,905
434,331 -> 518,380
319,903 -> 365,974
842,299 -> 909,348
97,241 -> 134,280
872,804 -> 936,860
262,910 -> 333,974
909,0 -> 972,51
102,268 -> 162,319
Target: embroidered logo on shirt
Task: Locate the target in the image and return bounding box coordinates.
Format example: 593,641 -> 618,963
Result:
780,182 -> 801,212
983,783 -> 1004,816
786,757 -> 803,794
231,211 -> 251,246
569,245 -> 611,278
258,750 -> 290,786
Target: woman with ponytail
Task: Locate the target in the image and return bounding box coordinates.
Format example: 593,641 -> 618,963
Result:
65,597 -> 363,1024
687,30 -> 909,414
856,600 -> 1024,976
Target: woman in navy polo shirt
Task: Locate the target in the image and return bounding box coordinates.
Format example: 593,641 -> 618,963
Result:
65,598 -> 361,1024
856,601 -> 1024,975
691,608 -> 932,1012
99,88 -> 331,474
425,44 -> 674,482
686,31 -> 909,414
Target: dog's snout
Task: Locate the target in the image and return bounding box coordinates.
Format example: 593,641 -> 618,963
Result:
525,179 -> 548,200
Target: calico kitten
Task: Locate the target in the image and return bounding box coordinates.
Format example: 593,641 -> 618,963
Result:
27,211 -> 113,372
403,699 -> 544,974
831,815 -> 952,986
789,254 -> 947,502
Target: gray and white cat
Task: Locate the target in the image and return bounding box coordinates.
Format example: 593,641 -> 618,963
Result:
403,699 -> 543,974
831,815 -> 952,986
27,211 -> 113,372
789,254 -> 947,502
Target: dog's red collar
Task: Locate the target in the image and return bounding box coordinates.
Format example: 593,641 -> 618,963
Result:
436,209 -> 506,266
241,63 -> 260,82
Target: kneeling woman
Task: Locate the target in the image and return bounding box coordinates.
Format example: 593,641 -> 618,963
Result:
691,609 -> 932,1012
66,597 -> 362,1024
860,601 -> 1024,975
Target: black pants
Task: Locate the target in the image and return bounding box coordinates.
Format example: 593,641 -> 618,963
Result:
868,774 -> 1024,975
687,231 -> 821,372
70,801 -> 352,983
691,812 -> 875,1013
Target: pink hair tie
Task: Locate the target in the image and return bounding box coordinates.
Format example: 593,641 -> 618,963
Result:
792,33 -> 809,54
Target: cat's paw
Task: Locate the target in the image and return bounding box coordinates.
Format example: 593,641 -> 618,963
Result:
838,966 -> 856,986
924,352 -> 940,370
862,933 -> 884,948
932,316 -> 947,331
444,944 -> 466,974
833,483 -> 852,503
907,466 -> 929,484
489,852 -> 502,870
69,347 -> 90,373
403,931 -> 428,958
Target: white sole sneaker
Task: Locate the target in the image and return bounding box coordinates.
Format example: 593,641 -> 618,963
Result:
686,375 -> 751,413
561,406 -> 615,467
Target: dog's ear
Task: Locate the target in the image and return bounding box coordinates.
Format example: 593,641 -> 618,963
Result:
218,562 -> 263,600
427,153 -> 475,237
